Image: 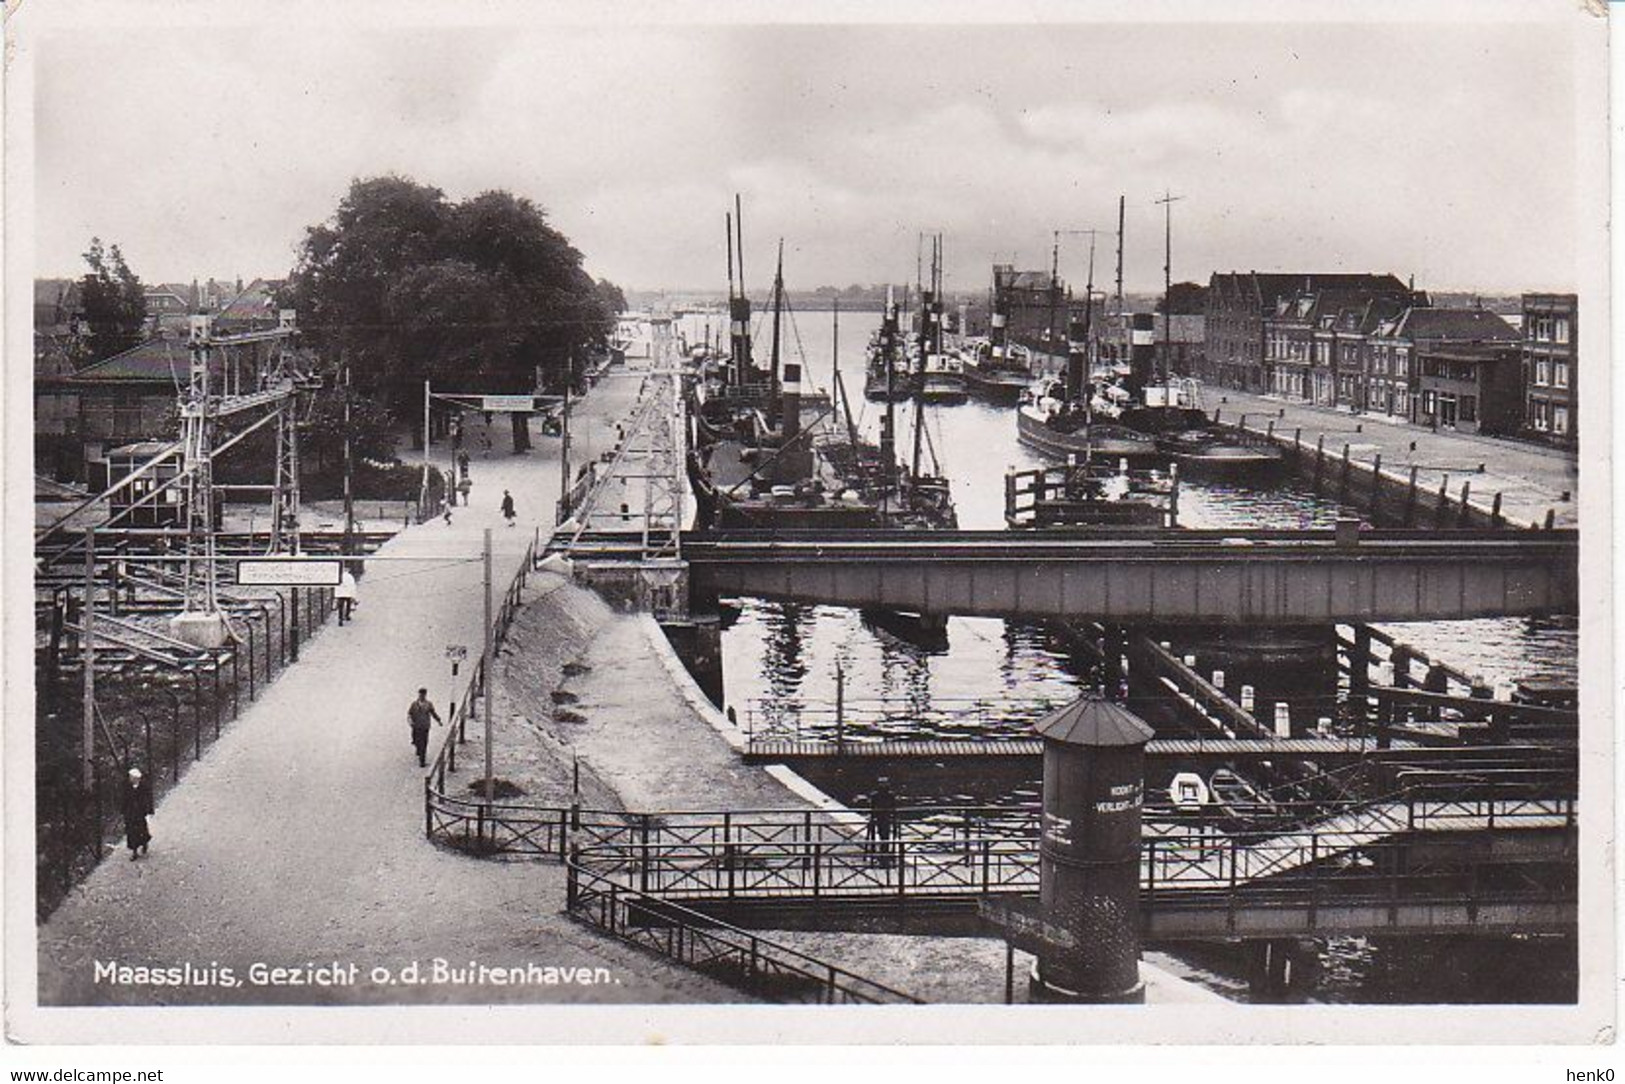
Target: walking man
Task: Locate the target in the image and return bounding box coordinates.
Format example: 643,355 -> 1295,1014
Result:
123,768 -> 153,860
501,489 -> 516,527
335,567 -> 358,625
408,688 -> 441,767
457,450 -> 471,482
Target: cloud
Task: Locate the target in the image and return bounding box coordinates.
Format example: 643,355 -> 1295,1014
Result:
28,16 -> 1589,293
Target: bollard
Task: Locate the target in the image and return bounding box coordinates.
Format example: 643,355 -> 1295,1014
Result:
1391,644 -> 1413,689
1029,696 -> 1153,1003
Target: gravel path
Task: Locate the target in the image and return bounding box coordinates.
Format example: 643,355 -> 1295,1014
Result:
35,372 -> 740,1006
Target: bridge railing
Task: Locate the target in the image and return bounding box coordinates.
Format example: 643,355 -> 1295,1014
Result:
569,791 -> 1578,903
563,857 -> 923,1004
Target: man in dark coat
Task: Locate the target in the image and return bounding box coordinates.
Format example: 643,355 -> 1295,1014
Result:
868,776 -> 898,865
500,489 -> 516,527
123,768 -> 153,860
408,688 -> 441,767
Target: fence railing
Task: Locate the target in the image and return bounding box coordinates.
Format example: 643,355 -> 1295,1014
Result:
564,859 -> 923,1005
422,527 -> 543,837
565,792 -> 1577,904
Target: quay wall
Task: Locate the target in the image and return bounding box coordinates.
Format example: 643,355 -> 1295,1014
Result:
1219,417 -> 1543,530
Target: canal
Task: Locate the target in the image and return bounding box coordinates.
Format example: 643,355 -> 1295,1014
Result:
676,307 -> 1577,1004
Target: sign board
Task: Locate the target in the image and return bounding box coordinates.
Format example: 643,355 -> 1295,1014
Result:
481,394 -> 539,413
235,558 -> 342,587
445,644 -> 468,661
1168,772 -> 1211,809
979,896 -> 1076,956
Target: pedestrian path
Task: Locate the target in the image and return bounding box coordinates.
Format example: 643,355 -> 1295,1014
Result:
1207,387 -> 1579,527
34,372 -> 740,1010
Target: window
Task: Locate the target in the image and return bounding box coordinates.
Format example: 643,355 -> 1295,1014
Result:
1553,406 -> 1569,435
1535,360 -> 1551,386
1554,362 -> 1569,389
1421,390 -> 1436,415
1554,317 -> 1570,344
1530,398 -> 1551,431
1460,396 -> 1477,423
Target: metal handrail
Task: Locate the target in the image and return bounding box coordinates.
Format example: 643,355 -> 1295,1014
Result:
563,858 -> 923,1005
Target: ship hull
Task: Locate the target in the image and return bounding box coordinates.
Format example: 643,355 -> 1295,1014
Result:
918,375 -> 969,404
1016,407 -> 1160,461
962,366 -> 1028,403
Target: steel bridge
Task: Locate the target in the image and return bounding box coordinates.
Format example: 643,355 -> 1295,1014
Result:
676,527 -> 1577,625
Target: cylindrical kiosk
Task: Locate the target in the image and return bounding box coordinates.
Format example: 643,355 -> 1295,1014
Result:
1031,695 -> 1155,1003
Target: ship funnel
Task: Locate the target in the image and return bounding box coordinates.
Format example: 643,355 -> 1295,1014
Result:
1128,312 -> 1156,397
1066,312 -> 1090,404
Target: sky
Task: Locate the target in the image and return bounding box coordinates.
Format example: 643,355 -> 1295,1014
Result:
28,7 -> 1600,296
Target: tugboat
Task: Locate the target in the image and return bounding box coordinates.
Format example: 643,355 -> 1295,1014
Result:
959,338 -> 1030,402
1017,375 -> 1159,461
1015,248 -> 1160,463
864,316 -> 915,403
913,238 -> 968,405
918,348 -> 968,404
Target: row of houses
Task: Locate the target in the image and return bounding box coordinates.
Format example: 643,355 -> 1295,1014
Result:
34,275 -> 270,374
1202,272 -> 1578,446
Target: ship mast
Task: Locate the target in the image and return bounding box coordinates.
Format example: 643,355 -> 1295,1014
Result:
1156,190 -> 1185,384
769,238 -> 784,429
1048,231 -> 1061,363
911,239 -> 929,484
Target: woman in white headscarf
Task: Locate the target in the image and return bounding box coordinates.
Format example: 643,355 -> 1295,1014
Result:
123,767 -> 153,860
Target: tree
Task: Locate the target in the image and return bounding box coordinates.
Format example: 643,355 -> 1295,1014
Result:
284,176 -> 615,451
1156,281 -> 1208,316
79,238 -> 147,362
594,277 -> 627,315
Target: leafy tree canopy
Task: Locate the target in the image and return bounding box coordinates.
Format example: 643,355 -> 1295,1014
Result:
80,237 -> 147,362
1156,281 -> 1208,316
282,176 -> 622,425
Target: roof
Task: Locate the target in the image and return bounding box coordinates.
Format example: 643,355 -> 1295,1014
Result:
1033,695 -> 1155,747
36,278 -> 81,308
216,277 -> 285,327
1211,272 -> 1409,312
69,338 -> 191,385
1388,307 -> 1518,343
994,267 -> 1057,293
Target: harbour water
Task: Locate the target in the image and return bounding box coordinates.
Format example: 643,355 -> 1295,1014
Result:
679,307 -> 1579,1004
690,308 -> 1578,742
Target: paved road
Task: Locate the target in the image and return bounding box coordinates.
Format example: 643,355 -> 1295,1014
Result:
1206,387 -> 1579,528
34,370 -> 739,1008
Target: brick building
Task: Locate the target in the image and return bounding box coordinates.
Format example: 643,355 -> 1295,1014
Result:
1363,307 -> 1520,429
992,265 -> 1067,352
1520,293 -> 1577,445
1204,272 -> 1410,392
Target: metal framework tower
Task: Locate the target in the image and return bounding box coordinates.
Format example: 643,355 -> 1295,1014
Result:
176,310 -> 312,628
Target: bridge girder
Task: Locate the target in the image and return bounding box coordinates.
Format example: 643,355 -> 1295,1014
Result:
683,530 -> 1578,625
